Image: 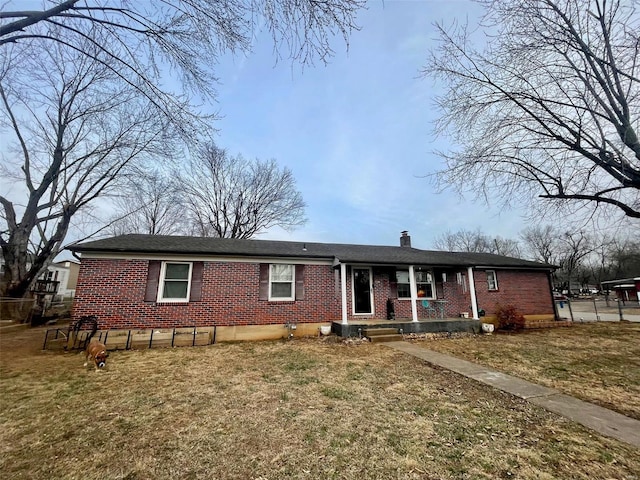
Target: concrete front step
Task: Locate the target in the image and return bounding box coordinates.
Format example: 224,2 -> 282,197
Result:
368,334 -> 404,343
333,319 -> 480,338
363,327 -> 404,343
362,328 -> 398,337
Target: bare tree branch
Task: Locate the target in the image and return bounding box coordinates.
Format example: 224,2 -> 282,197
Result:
0,29 -> 187,298
107,169 -> 188,236
433,228 -> 522,257
179,144 -> 307,239
1,1 -> 365,91
0,0 -> 364,299
424,0 -> 640,220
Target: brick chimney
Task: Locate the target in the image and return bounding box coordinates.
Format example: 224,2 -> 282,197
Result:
400,231 -> 411,248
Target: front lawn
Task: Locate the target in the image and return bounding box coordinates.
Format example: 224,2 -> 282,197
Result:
1,325 -> 639,479
420,322 -> 640,420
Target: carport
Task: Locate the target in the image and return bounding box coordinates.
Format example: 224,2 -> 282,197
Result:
601,277 -> 640,305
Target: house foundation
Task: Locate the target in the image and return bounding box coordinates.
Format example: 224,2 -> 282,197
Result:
332,318 -> 481,338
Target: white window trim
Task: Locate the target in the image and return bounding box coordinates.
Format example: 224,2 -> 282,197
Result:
269,264 -> 295,301
397,268 -> 436,300
157,261 -> 193,303
487,270 -> 498,291
396,269 -> 412,300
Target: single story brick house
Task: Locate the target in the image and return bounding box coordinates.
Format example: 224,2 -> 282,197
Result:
67,232 -> 557,341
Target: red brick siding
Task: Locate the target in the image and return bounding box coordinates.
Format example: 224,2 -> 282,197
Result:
73,259 -> 340,330
439,272 -> 473,317
473,270 -> 554,316
366,269 -> 474,320
343,267 -> 552,320
72,259 -> 554,329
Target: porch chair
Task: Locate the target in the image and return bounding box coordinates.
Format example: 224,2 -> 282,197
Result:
421,300 -> 438,318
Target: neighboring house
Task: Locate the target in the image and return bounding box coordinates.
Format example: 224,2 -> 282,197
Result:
1,255 -> 78,298
601,277 -> 640,305
51,260 -> 80,298
64,260 -> 80,295
30,260 -> 81,313
37,260 -> 80,300
68,232 -> 557,341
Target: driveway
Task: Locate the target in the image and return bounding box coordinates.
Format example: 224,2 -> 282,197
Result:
557,299 -> 640,322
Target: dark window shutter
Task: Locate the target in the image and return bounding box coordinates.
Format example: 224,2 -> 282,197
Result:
259,263 -> 269,300
295,264 -> 305,300
144,260 -> 161,302
189,262 -> 204,302
389,267 -> 398,298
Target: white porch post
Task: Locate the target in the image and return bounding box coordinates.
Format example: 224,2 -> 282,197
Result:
341,263 -> 348,324
409,265 -> 418,322
468,267 -> 479,320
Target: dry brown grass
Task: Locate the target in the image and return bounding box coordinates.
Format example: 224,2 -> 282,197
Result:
1,325 -> 639,480
420,322 -> 640,421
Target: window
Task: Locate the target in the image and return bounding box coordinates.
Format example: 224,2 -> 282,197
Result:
487,270 -> 498,291
158,262 -> 192,302
396,270 -> 411,298
269,264 -> 295,300
456,271 -> 468,293
145,261 -> 203,303
396,269 -> 435,299
415,270 -> 434,298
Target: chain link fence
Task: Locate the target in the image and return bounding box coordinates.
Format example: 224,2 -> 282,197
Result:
555,296 -> 640,322
0,298 -> 36,324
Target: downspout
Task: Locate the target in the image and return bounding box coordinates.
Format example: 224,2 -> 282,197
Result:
341,263 -> 348,324
467,267 -> 479,320
409,265 -> 418,322
548,270 -> 559,320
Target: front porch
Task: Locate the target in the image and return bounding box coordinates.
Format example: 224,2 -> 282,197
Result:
331,318 -> 481,338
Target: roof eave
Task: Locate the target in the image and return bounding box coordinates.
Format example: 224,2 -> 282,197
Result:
473,264 -> 556,271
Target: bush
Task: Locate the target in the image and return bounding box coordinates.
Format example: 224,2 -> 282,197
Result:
495,304 -> 525,330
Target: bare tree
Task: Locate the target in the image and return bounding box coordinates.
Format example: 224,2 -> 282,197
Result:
0,32 -> 189,299
108,170 -> 187,236
434,228 -> 489,252
585,240 -> 611,288
491,237 -> 522,257
1,1 -> 364,108
602,237 -> 640,280
0,1 -> 364,300
432,230 -> 458,252
179,144 -> 306,239
520,225 -> 559,264
556,231 -> 596,294
521,228 -> 599,292
433,228 -> 521,257
424,0 -> 640,219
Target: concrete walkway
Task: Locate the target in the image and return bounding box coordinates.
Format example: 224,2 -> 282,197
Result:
385,342 -> 640,447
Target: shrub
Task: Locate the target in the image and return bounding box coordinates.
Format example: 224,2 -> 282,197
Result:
495,304 -> 525,330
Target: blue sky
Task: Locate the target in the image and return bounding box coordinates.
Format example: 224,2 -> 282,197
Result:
1,0 -> 533,253
210,0 -> 529,250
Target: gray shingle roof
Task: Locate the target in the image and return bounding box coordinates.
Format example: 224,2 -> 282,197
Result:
67,234 -> 553,269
